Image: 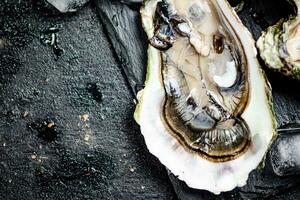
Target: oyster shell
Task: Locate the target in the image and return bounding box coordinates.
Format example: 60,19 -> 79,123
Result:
257,0 -> 300,80
135,0 -> 276,194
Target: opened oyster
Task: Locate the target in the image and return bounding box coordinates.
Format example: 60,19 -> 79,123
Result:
257,0 -> 300,80
135,0 -> 276,194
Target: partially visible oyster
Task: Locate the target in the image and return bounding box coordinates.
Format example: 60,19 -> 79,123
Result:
135,0 -> 276,194
257,0 -> 300,79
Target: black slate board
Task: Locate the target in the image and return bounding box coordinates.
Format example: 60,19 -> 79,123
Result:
93,0 -> 148,97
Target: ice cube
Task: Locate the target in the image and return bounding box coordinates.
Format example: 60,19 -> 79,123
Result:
270,133 -> 300,176
47,0 -> 90,13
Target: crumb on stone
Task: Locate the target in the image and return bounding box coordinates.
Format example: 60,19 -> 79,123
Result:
129,166 -> 136,172
31,154 -> 37,160
22,111 -> 29,118
47,121 -> 55,128
80,114 -> 89,121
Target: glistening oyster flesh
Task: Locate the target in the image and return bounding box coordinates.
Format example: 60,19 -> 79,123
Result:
257,0 -> 300,80
135,0 -> 276,194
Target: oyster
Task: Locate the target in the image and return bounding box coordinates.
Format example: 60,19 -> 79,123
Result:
135,0 -> 276,194
257,0 -> 300,80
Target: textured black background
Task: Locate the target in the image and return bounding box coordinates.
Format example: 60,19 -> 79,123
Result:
0,0 -> 299,199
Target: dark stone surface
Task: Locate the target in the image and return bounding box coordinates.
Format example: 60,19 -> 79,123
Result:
1,0 -> 300,199
0,0 -> 176,199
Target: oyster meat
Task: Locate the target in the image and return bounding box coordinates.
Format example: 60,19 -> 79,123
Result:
257,0 -> 300,80
135,0 -> 276,194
